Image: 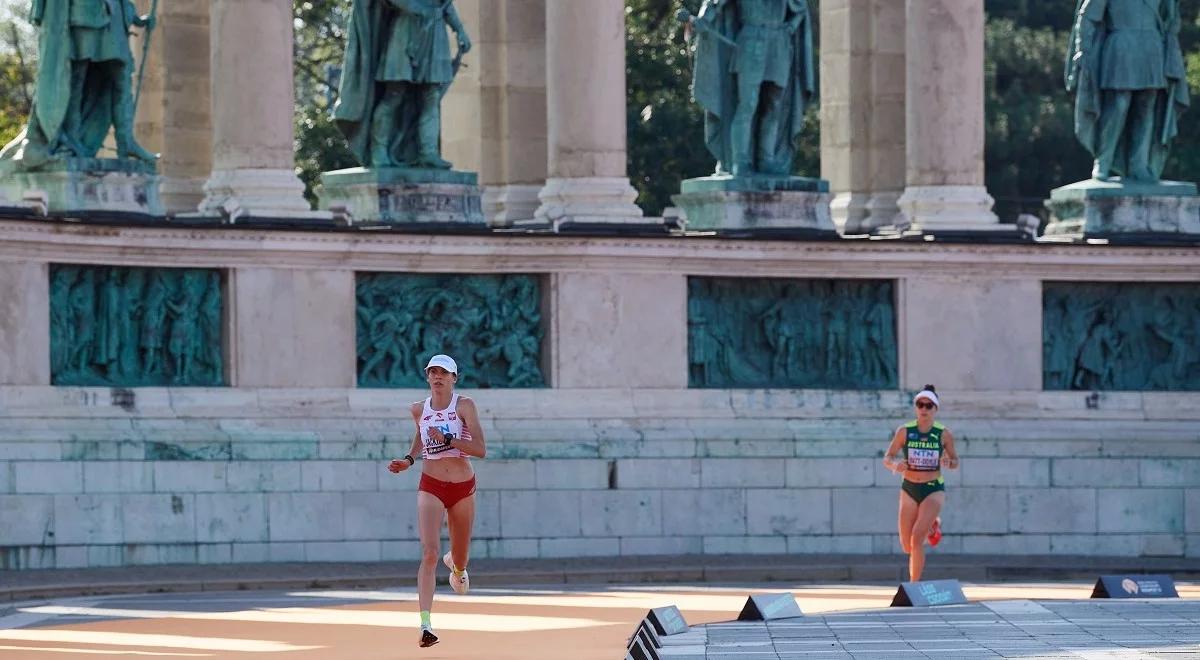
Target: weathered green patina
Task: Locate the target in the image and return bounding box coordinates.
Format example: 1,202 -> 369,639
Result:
357,273 -> 544,388
1044,283 -> 1200,391
688,277 -> 896,389
334,0 -> 471,169
0,0 -> 157,169
1066,0 -> 1188,182
679,0 -> 816,178
50,265 -> 224,386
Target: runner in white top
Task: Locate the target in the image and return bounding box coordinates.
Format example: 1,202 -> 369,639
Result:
388,354 -> 487,648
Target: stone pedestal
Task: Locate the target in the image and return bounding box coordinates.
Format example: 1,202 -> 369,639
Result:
318,168 -> 484,226
529,177 -> 646,230
483,184 -> 542,228
0,159 -> 163,217
1044,180 -> 1200,240
897,185 -> 1003,232
673,176 -> 836,235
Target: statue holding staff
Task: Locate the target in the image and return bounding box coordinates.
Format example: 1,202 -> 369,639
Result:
678,0 -> 816,177
1,0 -> 158,167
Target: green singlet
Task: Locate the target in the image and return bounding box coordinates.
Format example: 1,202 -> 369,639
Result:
902,420 -> 944,472
901,420 -> 946,504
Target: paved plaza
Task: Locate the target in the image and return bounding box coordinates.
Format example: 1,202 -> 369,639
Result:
0,580 -> 1197,658
664,598 -> 1200,659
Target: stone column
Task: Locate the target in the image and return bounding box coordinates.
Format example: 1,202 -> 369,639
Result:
441,0 -> 487,175
197,0 -> 324,220
493,0 -> 548,225
534,0 -> 643,228
442,0 -> 548,226
133,0 -> 213,214
898,0 -> 999,230
864,0 -> 906,229
820,0 -> 906,234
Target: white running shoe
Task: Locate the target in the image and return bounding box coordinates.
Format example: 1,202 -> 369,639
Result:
443,552 -> 469,595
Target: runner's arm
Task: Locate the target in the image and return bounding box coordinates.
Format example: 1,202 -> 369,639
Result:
882,426 -> 908,473
940,428 -> 960,469
388,403 -> 425,473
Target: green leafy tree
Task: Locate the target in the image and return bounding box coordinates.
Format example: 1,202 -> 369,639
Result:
984,18 -> 1091,220
293,0 -> 356,207
0,4 -> 36,149
625,0 -> 708,216
1166,1 -> 1200,182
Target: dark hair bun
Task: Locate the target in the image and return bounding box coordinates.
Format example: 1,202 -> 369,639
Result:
923,384 -> 936,392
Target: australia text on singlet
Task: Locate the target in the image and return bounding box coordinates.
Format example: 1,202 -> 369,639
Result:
903,421 -> 944,471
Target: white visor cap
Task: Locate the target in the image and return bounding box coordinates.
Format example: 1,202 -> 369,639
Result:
913,390 -> 939,407
425,354 -> 458,375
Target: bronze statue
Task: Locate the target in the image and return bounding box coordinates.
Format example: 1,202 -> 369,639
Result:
1066,0 -> 1189,182
334,0 -> 471,169
679,0 -> 816,177
1,0 -> 157,167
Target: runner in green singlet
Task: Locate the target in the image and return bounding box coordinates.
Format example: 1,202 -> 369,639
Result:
883,384 -> 959,582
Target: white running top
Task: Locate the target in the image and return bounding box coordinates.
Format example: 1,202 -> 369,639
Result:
419,394 -> 470,460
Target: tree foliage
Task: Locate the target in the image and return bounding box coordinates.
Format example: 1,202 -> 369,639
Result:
293,0 -> 356,207
984,18 -> 1091,220
625,0 -> 707,216
0,3 -> 36,149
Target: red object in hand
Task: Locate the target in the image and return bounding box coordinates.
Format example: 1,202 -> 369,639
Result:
928,517 -> 942,546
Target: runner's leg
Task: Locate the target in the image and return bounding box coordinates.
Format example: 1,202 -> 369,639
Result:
417,490 -> 446,614
446,491 -> 475,571
898,489 -> 919,556
908,491 -> 945,581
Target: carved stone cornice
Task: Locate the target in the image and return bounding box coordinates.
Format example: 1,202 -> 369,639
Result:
0,218 -> 1197,281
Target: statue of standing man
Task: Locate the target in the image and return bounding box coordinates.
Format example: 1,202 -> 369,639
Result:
0,0 -> 157,168
679,0 -> 816,177
1066,0 -> 1189,182
334,0 -> 471,169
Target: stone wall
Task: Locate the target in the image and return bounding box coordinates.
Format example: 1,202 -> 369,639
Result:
0,219 -> 1198,568
1,387 -> 1197,569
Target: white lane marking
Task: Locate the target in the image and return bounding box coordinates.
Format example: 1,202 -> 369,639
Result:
0,630 -> 319,653
19,605 -> 609,633
0,648 -> 207,657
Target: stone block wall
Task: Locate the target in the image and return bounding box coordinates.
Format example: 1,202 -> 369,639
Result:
1,387 -> 1198,569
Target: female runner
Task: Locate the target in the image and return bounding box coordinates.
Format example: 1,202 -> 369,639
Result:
883,384 -> 958,582
388,353 -> 487,647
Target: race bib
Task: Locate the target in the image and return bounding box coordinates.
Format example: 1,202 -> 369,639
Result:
424,423 -> 455,455
908,448 -> 940,469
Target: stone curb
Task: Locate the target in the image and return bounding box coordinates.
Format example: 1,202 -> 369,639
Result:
3,554 -> 1198,603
